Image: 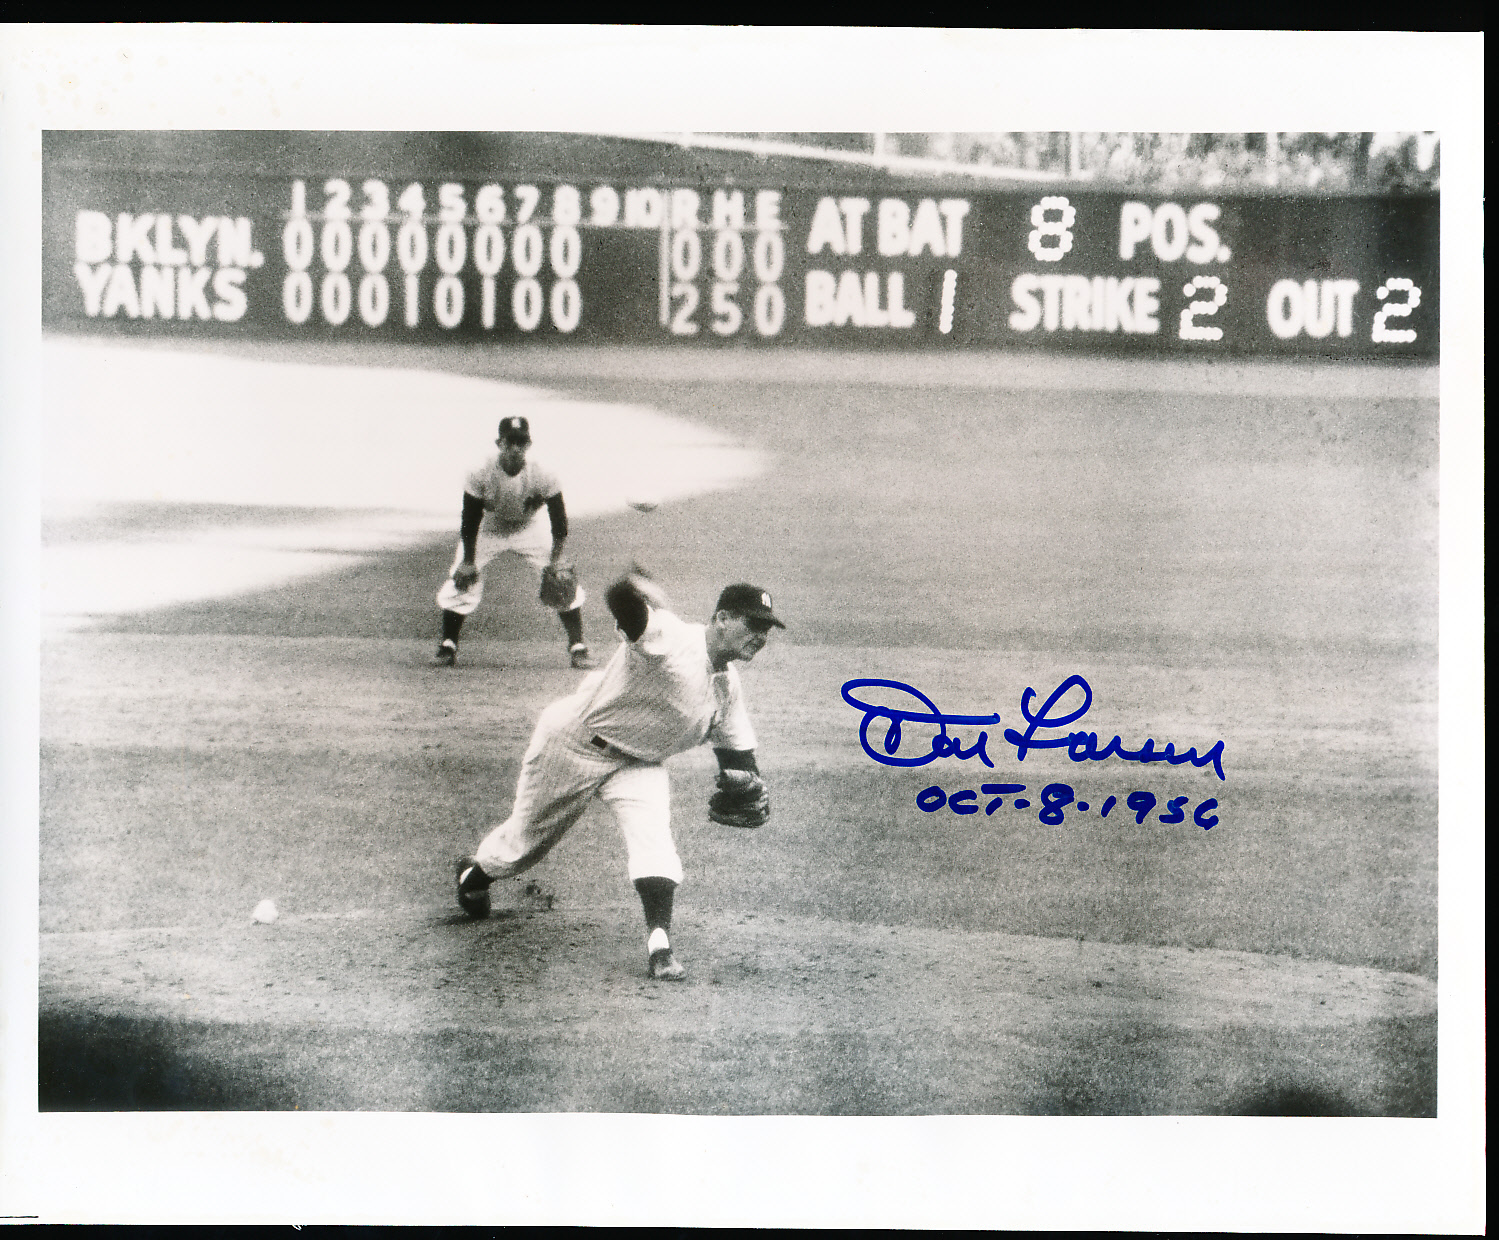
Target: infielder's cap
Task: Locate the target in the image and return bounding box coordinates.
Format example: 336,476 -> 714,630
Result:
716,583 -> 786,629
497,415 -> 532,445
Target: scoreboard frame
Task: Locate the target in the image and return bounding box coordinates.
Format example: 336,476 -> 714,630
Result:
43,132 -> 1439,360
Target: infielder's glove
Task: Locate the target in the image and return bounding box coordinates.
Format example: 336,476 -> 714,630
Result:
452,562 -> 481,592
539,560 -> 578,610
708,769 -> 771,829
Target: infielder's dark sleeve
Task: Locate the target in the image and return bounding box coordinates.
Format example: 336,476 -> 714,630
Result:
605,577 -> 650,642
545,492 -> 568,541
460,491 -> 484,561
714,747 -> 759,774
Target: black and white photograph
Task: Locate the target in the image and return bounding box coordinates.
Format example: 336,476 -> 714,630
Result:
0,26 -> 1485,1232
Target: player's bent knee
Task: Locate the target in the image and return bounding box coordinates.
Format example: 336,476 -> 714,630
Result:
437,584 -> 483,613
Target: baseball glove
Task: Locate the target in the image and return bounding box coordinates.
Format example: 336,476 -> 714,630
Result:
539,560 -> 578,610
708,769 -> 771,829
452,562 -> 481,592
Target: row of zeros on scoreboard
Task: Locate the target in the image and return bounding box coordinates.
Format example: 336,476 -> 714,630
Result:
280,178 -> 787,333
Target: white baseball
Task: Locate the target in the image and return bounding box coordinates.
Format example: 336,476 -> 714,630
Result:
252,898 -> 279,924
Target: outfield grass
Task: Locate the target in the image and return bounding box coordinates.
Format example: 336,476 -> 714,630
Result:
91,364 -> 1436,667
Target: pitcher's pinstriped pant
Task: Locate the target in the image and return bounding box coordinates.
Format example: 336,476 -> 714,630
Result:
474,698 -> 684,885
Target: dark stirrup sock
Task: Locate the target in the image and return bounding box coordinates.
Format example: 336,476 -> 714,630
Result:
633,876 -> 676,932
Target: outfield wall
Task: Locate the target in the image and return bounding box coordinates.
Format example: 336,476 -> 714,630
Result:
44,132 -> 1438,359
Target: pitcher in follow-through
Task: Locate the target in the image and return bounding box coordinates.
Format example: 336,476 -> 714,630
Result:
454,573 -> 784,981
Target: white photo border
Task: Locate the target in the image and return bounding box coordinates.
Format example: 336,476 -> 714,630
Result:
0,25 -> 1484,1232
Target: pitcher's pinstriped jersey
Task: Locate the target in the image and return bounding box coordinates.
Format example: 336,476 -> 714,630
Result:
560,606 -> 756,762
465,455 -> 562,537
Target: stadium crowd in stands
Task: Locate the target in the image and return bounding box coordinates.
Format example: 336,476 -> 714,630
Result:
734,132 -> 1440,193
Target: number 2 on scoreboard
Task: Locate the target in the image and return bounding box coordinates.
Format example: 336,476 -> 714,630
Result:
1179,275 -> 1228,340
670,283 -> 699,336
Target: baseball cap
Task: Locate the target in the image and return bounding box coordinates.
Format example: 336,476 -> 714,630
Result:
715,583 -> 786,629
497,415 -> 531,445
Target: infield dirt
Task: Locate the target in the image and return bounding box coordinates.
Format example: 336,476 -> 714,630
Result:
38,340 -> 1438,1114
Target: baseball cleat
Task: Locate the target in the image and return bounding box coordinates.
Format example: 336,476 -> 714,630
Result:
647,947 -> 686,981
455,855 -> 492,918
434,639 -> 458,667
569,643 -> 593,669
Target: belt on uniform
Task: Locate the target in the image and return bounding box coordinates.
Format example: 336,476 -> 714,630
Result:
591,735 -> 628,757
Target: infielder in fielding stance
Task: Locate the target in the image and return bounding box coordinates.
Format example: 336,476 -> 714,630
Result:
434,414 -> 592,669
455,572 -> 783,980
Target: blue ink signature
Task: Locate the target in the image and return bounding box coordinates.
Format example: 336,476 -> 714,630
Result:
840,679 -> 1000,768
841,674 -> 1227,782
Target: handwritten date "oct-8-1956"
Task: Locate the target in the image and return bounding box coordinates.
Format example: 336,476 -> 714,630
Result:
840,674 -> 1227,782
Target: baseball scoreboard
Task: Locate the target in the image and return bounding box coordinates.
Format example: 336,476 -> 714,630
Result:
43,134 -> 1439,359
